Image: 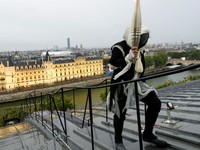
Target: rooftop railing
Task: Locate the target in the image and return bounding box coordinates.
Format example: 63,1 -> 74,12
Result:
17,63 -> 200,150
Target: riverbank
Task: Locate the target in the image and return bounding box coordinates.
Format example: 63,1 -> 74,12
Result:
0,76 -> 110,103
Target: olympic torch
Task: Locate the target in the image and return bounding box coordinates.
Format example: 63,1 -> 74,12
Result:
131,0 -> 141,48
113,0 -> 143,80
131,0 -> 143,73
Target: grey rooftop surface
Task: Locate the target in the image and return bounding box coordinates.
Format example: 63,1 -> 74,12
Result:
65,80 -> 200,150
0,121 -> 64,150
0,79 -> 200,150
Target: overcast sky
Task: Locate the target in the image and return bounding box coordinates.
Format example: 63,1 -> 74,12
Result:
0,0 -> 199,51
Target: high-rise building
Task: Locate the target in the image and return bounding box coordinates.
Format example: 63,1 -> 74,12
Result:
80,44 -> 83,49
67,38 -> 70,49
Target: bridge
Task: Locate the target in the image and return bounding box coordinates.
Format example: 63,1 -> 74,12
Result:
166,59 -> 200,66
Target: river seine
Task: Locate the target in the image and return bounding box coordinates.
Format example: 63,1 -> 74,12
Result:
70,69 -> 200,108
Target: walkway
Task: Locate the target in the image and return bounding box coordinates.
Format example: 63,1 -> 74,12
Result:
33,79 -> 200,150
0,121 -> 64,150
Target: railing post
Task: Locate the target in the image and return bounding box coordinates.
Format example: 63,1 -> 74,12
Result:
40,93 -> 44,126
51,94 -> 67,138
105,79 -> 108,122
88,88 -> 94,150
49,94 -> 54,136
34,91 -> 37,120
61,88 -> 67,136
82,92 -> 89,128
25,100 -> 29,117
134,81 -> 143,150
73,88 -> 76,116
29,98 -> 32,116
144,104 -> 147,126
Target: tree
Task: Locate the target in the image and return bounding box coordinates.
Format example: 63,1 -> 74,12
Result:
153,51 -> 168,67
103,58 -> 110,66
100,88 -> 110,102
188,50 -> 200,60
145,55 -> 154,68
54,95 -> 74,111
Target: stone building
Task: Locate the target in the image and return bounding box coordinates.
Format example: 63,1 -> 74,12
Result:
0,51 -> 103,92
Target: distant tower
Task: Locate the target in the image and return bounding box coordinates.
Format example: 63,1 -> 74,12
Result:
67,38 -> 70,49
80,44 -> 83,49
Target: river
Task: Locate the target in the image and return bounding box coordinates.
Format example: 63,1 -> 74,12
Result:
146,69 -> 200,87
66,69 -> 200,108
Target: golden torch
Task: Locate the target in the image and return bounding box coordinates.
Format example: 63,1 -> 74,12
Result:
131,0 -> 141,48
131,0 -> 143,73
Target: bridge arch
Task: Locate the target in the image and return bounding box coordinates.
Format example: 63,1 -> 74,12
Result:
177,62 -> 183,66
166,63 -> 173,66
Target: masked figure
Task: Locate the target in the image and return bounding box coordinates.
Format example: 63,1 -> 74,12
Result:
108,26 -> 168,149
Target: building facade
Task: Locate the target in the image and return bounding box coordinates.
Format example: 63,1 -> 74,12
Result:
0,53 -> 103,92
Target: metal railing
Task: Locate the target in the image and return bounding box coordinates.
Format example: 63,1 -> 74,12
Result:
18,63 -> 200,150
19,89 -> 71,149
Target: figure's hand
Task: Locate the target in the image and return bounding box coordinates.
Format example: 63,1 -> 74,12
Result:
130,47 -> 138,58
125,48 -> 135,63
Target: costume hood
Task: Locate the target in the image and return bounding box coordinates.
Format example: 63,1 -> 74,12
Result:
123,25 -> 150,48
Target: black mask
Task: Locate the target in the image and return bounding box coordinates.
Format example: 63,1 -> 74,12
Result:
139,33 -> 149,48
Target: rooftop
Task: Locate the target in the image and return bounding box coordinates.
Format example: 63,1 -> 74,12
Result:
0,79 -> 200,150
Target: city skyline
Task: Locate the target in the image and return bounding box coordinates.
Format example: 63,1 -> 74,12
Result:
0,0 -> 199,51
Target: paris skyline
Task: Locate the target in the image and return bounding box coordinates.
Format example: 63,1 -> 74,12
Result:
0,0 -> 199,51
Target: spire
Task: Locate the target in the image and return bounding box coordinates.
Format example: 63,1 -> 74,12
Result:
45,51 -> 52,62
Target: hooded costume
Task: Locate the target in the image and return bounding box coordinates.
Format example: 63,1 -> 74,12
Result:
108,25 -> 156,117
108,26 -> 161,145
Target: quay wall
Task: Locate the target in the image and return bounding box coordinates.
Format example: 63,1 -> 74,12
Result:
0,76 -> 111,103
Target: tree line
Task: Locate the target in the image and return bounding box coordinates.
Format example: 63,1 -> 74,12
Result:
103,51 -> 168,69
103,50 -> 200,69
167,50 -> 200,60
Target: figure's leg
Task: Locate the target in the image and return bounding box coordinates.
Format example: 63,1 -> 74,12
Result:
141,91 -> 161,136
114,109 -> 126,144
114,107 -> 127,150
112,83 -> 128,150
140,91 -> 168,147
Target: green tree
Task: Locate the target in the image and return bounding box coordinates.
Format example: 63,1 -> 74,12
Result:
103,58 -> 110,66
188,50 -> 200,60
55,98 -> 74,111
153,51 -> 168,67
100,88 -> 110,102
145,55 -> 154,68
167,52 -> 183,59
54,94 -> 74,111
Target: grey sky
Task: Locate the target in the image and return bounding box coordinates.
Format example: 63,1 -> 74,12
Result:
0,0 -> 199,51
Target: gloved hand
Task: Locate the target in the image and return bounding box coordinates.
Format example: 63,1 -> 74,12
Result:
125,50 -> 135,63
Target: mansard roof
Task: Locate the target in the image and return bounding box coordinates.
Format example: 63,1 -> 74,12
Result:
15,61 -> 41,67
86,56 -> 102,60
0,56 -> 15,67
53,58 -> 74,64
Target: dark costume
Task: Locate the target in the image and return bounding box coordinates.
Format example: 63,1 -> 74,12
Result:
109,29 -> 168,148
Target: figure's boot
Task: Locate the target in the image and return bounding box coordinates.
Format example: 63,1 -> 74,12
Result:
114,115 -> 124,144
143,133 -> 169,148
115,143 -> 126,150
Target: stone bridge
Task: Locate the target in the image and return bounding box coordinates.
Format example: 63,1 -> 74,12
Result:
166,59 -> 200,66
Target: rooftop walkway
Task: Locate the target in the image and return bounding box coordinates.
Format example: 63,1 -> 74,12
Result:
0,121 -> 65,150
0,79 -> 200,150
70,79 -> 200,150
